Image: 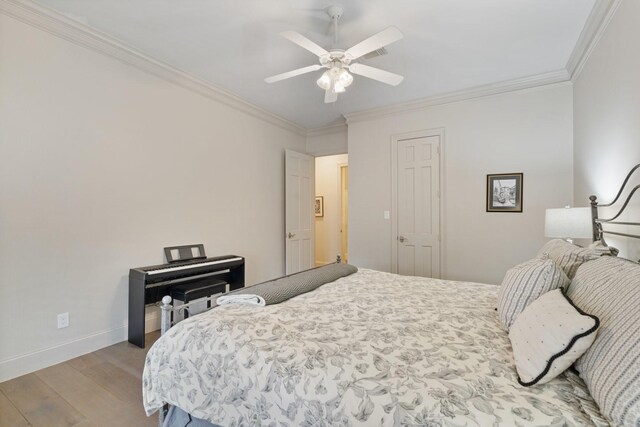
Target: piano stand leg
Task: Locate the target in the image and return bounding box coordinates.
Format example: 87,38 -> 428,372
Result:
128,277 -> 147,348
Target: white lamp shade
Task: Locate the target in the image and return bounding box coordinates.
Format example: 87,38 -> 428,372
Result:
316,72 -> 331,90
545,207 -> 592,239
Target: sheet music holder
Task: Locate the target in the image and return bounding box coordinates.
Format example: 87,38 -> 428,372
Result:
164,244 -> 206,263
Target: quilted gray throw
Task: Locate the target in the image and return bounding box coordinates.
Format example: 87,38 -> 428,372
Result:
228,263 -> 357,305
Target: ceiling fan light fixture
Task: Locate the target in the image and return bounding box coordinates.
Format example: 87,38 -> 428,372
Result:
337,68 -> 353,87
317,67 -> 353,94
316,71 -> 332,90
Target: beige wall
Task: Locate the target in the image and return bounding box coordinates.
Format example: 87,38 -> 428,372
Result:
0,14 -> 306,381
314,154 -> 348,265
573,0 -> 640,259
306,126 -> 348,157
348,84 -> 574,285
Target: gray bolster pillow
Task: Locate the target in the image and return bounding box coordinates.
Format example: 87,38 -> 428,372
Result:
228,263 -> 357,305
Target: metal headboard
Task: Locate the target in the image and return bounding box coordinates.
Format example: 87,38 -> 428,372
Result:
590,163 -> 640,243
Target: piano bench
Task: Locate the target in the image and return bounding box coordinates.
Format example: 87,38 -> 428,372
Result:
170,279 -> 227,320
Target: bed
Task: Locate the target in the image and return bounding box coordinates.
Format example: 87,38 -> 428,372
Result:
142,163 -> 640,427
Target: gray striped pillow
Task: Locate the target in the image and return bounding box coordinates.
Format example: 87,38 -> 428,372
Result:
497,257 -> 570,331
567,256 -> 640,426
537,239 -> 602,279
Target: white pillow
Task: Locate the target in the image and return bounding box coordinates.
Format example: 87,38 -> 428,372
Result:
587,240 -> 619,256
509,288 -> 599,386
537,239 -> 602,279
497,256 -> 570,331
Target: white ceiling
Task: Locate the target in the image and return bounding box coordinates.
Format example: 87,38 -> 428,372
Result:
35,0 -> 595,129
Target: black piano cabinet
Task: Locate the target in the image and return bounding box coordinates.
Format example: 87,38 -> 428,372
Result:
128,255 -> 245,348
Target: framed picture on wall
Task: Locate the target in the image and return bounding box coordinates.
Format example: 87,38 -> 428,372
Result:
315,196 -> 324,217
486,173 -> 523,212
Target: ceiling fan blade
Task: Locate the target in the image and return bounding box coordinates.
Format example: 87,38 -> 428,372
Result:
325,90 -> 338,104
280,31 -> 329,57
349,63 -> 404,86
345,26 -> 403,60
265,65 -> 323,83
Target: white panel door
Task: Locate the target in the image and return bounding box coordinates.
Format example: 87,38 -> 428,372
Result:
393,135 -> 441,278
285,149 -> 314,274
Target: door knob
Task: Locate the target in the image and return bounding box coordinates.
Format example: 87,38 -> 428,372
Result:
398,235 -> 406,243
288,232 -> 296,239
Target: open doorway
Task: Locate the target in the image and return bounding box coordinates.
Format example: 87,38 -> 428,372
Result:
314,154 -> 348,265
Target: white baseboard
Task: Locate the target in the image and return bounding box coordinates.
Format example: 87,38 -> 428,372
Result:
0,326 -> 126,383
0,310 -> 161,383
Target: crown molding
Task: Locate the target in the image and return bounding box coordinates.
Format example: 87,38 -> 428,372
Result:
344,69 -> 571,125
2,0 -> 616,134
306,120 -> 348,138
0,0 -> 307,136
566,0 -> 623,82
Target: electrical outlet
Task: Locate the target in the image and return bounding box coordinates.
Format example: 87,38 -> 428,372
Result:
57,312 -> 69,329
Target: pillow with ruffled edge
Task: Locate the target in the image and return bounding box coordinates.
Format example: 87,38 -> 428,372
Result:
509,288 -> 599,386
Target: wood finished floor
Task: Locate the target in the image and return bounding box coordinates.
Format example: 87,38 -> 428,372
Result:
0,332 -> 160,427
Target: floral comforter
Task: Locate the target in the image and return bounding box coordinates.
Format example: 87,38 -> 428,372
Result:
143,269 -> 599,426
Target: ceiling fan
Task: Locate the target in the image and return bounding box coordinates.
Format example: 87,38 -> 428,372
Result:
264,6 -> 404,104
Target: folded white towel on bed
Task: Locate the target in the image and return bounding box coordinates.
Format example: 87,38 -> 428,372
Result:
216,294 -> 266,307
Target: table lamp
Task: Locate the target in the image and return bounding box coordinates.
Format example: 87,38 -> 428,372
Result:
544,206 -> 592,244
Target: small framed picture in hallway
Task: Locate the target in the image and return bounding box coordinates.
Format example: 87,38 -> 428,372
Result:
315,196 -> 324,217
